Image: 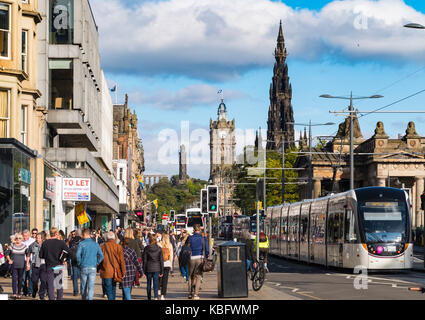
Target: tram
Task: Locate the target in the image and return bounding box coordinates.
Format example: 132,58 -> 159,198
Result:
233,215 -> 264,241
264,187 -> 413,270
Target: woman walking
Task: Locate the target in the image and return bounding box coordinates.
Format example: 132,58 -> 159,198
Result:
6,233 -> 29,299
121,238 -> 143,300
158,233 -> 173,300
142,234 -> 163,300
177,232 -> 190,283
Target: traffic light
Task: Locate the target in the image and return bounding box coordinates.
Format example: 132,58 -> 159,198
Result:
207,185 -> 218,214
256,178 -> 264,202
201,189 -> 208,214
170,210 -> 175,222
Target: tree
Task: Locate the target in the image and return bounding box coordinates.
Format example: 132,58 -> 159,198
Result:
233,146 -> 299,215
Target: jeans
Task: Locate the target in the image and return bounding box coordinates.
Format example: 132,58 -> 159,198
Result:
22,265 -> 32,295
180,265 -> 189,281
12,267 -> 24,295
122,287 -> 132,300
159,267 -> 170,296
146,272 -> 160,300
80,267 -> 97,300
103,278 -> 117,300
71,263 -> 81,294
46,267 -> 63,300
31,264 -> 47,298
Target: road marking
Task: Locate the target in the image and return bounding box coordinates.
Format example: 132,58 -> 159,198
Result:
392,284 -> 397,288
291,288 -> 299,293
275,283 -> 281,286
297,292 -> 322,300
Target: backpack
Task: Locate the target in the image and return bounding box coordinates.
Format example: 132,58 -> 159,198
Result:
69,239 -> 81,263
162,246 -> 170,261
259,233 -> 267,242
178,243 -> 191,267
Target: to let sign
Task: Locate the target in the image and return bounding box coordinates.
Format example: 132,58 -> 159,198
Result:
63,178 -> 91,202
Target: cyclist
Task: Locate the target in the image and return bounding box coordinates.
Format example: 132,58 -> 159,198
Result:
254,232 -> 269,272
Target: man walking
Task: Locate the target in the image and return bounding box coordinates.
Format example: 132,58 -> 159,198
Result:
39,227 -> 69,300
28,233 -> 47,299
22,229 -> 36,296
187,224 -> 209,300
76,228 -> 104,300
99,231 -> 125,300
68,229 -> 82,296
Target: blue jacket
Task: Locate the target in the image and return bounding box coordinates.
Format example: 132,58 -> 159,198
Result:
188,233 -> 209,257
76,238 -> 104,269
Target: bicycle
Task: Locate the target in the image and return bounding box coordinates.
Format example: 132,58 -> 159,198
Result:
248,255 -> 266,291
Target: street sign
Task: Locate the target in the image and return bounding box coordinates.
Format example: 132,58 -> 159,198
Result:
63,178 -> 91,202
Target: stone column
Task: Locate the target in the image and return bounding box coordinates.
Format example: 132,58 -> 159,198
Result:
416,177 -> 424,228
313,179 -> 321,199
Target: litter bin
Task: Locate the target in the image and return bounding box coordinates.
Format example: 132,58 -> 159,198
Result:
217,240 -> 248,298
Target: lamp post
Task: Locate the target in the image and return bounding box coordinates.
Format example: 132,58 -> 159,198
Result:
286,121 -> 335,198
320,93 -> 383,190
403,21 -> 425,265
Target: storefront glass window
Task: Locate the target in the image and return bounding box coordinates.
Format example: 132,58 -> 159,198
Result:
13,149 -> 30,234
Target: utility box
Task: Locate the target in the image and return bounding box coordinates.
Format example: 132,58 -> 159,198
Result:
217,241 -> 248,298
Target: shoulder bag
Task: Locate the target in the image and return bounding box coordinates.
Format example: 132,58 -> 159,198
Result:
200,236 -> 215,273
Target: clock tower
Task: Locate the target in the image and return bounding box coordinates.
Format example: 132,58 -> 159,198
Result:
210,99 -> 236,216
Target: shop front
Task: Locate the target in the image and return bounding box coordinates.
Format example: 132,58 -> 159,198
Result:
0,139 -> 37,245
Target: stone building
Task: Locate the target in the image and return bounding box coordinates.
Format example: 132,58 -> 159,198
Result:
266,21 -> 295,151
296,119 -> 425,228
210,99 -> 237,216
113,94 -> 145,227
0,0 -> 44,244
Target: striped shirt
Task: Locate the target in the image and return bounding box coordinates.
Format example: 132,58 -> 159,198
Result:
8,244 -> 28,269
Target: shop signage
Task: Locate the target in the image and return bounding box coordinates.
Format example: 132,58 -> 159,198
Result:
62,178 -> 91,201
18,168 -> 31,185
45,177 -> 55,200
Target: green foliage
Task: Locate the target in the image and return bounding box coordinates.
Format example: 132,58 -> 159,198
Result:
147,177 -> 208,217
234,146 -> 299,215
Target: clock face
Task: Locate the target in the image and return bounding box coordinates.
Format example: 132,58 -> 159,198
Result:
219,130 -> 227,138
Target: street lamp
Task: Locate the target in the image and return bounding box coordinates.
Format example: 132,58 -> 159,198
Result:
320,93 -> 383,190
286,121 -> 335,198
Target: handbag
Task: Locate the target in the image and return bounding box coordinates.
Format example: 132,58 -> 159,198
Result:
104,244 -> 122,283
200,236 -> 215,273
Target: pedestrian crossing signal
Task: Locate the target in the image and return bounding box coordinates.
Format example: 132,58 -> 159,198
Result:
207,185 -> 218,214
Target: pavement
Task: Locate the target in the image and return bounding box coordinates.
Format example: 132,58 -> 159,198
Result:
413,245 -> 425,272
0,263 -> 297,301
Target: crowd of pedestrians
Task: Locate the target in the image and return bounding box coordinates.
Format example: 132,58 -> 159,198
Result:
0,224 -> 212,300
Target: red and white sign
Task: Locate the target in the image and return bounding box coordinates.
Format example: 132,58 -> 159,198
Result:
162,214 -> 168,220
62,178 -> 91,201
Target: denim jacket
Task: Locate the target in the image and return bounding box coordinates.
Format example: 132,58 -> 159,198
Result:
76,238 -> 104,269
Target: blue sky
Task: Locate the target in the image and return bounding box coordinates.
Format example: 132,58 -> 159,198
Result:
90,0 -> 425,180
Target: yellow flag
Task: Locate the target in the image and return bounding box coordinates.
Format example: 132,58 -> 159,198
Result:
75,202 -> 89,225
153,199 -> 158,209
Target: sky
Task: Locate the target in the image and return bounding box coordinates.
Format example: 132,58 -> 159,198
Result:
89,0 -> 425,180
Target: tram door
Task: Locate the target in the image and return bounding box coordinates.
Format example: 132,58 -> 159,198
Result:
327,198 -> 345,268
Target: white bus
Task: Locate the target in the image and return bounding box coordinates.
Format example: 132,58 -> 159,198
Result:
185,208 -> 205,235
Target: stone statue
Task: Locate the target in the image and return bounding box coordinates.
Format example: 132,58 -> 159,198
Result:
405,121 -> 420,138
372,121 -> 388,139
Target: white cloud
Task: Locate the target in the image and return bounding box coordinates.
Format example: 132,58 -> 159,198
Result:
91,0 -> 425,80
129,84 -> 247,110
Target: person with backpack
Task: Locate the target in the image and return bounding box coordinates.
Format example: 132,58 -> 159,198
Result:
76,228 -> 104,300
187,224 -> 209,300
142,234 -> 164,300
178,232 -> 190,283
68,229 -> 82,296
158,233 -> 173,300
254,231 -> 270,272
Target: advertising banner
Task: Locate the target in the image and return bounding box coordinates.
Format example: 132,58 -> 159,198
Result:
63,178 -> 91,201
75,202 -> 89,225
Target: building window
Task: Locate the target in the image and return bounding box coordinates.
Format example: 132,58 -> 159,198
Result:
0,3 -> 10,59
21,30 -> 28,73
49,59 -> 73,109
22,0 -> 29,4
49,0 -> 73,44
0,89 -> 9,137
21,105 -> 28,144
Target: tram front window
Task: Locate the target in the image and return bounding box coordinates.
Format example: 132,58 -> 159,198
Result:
359,201 -> 408,243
